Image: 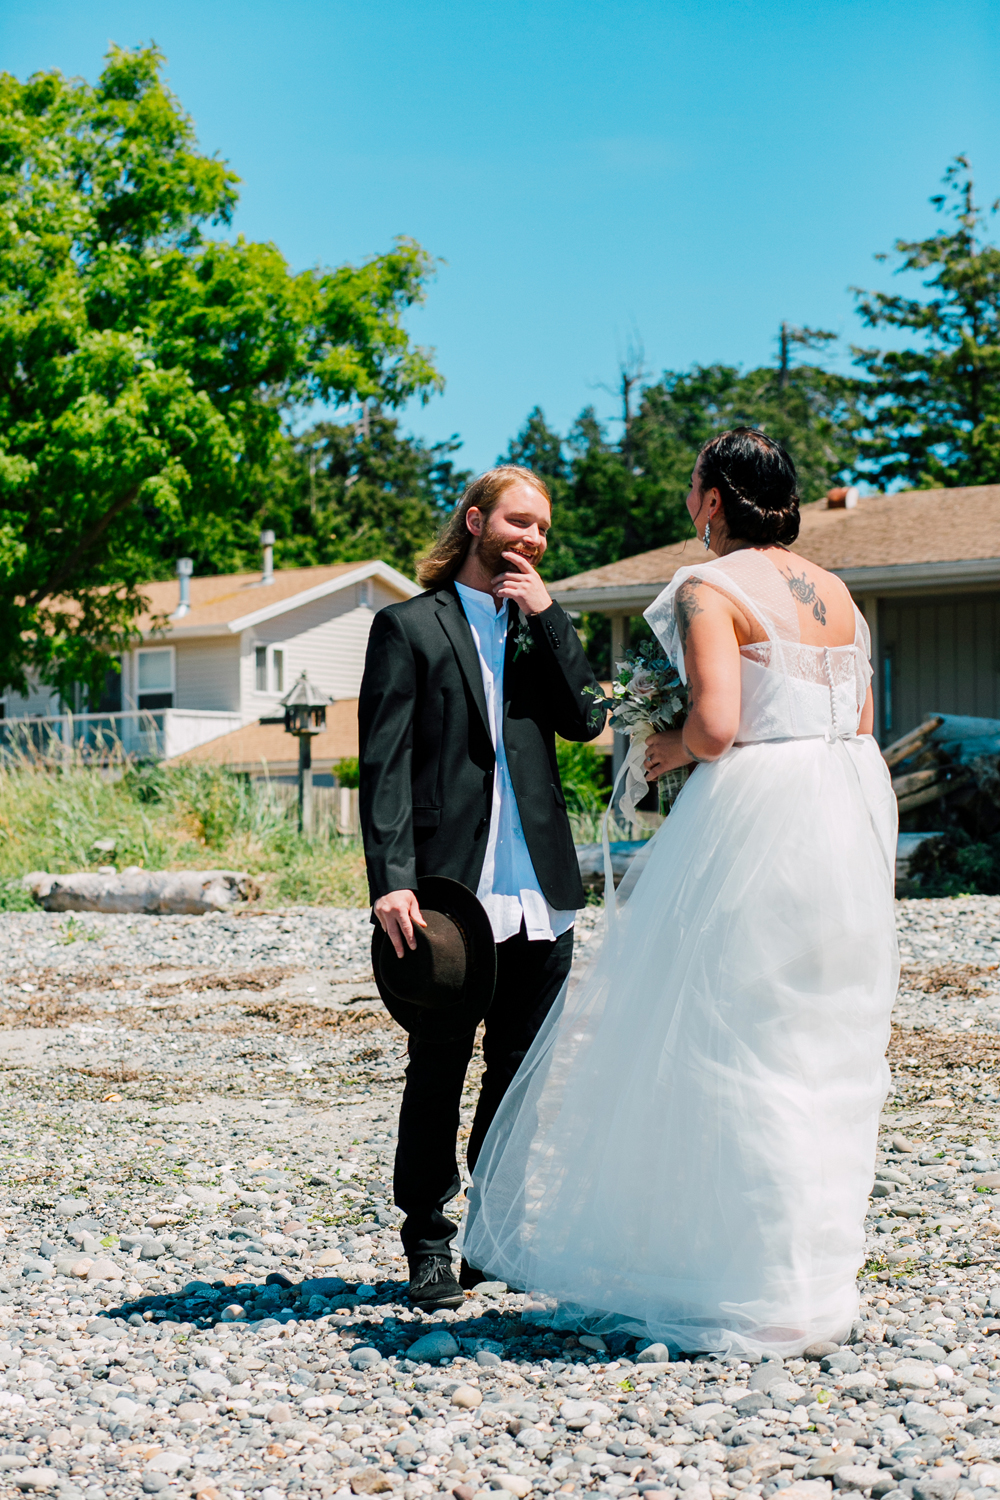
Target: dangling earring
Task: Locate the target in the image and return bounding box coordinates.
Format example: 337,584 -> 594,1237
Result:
702,520 -> 711,551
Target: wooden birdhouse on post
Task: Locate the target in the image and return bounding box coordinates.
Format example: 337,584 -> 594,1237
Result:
279,671 -> 331,834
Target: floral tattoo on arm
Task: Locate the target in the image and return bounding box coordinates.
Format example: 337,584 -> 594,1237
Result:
782,567 -> 827,626
675,579 -> 705,650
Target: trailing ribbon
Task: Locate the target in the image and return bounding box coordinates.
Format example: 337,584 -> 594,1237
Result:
601,727 -> 665,933
601,756 -> 630,935
620,722 -> 665,833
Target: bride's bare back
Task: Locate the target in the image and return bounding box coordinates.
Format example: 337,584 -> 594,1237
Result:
677,546 -> 858,652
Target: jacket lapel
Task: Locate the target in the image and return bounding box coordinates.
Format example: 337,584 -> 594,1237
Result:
435,585 -> 491,739
501,607 -> 521,728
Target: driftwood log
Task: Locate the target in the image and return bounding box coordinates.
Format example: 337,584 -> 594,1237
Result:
883,715 -> 943,770
21,868 -> 258,915
882,715 -> 973,814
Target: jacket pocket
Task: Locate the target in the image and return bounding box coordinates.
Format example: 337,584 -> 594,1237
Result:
551,784 -> 566,809
412,805 -> 442,828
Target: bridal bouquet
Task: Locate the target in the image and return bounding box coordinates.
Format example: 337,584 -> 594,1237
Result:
587,647 -> 690,830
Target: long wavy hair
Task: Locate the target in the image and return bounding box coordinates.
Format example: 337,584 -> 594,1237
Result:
416,465 -> 551,590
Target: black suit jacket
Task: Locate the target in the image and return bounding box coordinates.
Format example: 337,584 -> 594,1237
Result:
358,582 -> 605,912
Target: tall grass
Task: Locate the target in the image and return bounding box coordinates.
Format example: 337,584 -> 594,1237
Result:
0,759 -> 369,909
0,742 -> 624,911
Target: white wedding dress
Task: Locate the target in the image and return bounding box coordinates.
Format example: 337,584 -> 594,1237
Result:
460,551 -> 899,1358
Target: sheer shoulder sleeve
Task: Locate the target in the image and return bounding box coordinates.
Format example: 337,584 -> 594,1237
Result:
643,566 -> 703,684
853,605 -> 874,712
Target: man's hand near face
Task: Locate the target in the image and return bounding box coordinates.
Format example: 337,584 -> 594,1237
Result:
492,551 -> 553,616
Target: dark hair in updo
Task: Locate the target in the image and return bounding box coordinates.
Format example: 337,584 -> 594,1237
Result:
697,427 -> 800,545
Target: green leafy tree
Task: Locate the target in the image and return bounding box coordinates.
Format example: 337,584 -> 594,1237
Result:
852,156 -> 1000,489
0,45 -> 443,699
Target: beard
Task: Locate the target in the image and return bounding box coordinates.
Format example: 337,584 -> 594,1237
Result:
474,519 -> 542,579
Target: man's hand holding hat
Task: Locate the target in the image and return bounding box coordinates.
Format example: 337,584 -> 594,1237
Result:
374,889 -> 427,959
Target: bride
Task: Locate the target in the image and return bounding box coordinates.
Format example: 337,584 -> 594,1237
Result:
460,427 -> 899,1358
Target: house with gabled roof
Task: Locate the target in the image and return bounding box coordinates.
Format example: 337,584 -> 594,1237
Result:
1,545 -> 420,761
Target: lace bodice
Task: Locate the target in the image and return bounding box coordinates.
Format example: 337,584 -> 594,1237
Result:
644,551 -> 872,742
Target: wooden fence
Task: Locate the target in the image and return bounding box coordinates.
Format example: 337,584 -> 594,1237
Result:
262,782 -> 360,837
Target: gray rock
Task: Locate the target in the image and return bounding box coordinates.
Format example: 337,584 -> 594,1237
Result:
87,1318 -> 121,1337
911,1480 -> 959,1500
749,1365 -> 787,1392
637,1343 -> 671,1363
903,1403 -> 951,1437
12,1470 -> 57,1492
406,1330 -> 460,1362
20,1256 -> 53,1275
54,1198 -> 91,1218
734,1392 -> 771,1416
822,1350 -> 861,1374
139,1240 -> 166,1259
141,1475 -> 170,1495
476,1349 -> 502,1368
767,1381 -> 807,1407
349,1347 -> 382,1370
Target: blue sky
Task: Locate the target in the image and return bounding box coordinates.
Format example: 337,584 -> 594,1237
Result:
3,0 -> 999,471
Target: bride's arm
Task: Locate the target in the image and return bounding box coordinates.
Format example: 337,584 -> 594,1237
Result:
644,579 -> 743,777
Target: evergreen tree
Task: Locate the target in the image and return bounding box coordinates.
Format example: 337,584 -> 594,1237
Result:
513,355 -> 860,586
246,411 -> 468,579
852,156 -> 1000,489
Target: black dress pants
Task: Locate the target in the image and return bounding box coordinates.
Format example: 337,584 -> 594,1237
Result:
393,921 -> 574,1260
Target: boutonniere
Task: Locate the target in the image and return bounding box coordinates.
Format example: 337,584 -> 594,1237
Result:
513,610 -> 535,662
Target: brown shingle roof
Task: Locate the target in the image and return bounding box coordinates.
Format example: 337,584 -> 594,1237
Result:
167,698 -> 360,772
135,561 -> 381,634
549,484 -> 1000,597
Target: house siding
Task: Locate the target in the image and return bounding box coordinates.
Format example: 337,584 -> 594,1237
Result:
241,577 -> 406,721
879,590 -> 1000,740
174,639 -> 241,713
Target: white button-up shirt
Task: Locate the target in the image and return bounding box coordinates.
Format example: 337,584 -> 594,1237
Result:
454,583 -> 576,944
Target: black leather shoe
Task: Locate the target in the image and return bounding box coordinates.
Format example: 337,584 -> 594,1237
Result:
459,1258 -> 487,1290
407,1254 -> 464,1310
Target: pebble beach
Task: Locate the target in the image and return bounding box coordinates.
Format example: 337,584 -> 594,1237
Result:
0,898 -> 998,1500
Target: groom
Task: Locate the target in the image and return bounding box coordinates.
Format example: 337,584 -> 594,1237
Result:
359,464 -> 605,1310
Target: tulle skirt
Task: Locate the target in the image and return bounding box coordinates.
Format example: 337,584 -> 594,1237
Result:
460,733 -> 899,1358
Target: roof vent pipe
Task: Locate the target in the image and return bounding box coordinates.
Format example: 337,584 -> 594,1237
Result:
261,530 -> 275,585
173,557 -> 193,619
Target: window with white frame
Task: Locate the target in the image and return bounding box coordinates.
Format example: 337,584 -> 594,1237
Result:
358,578 -> 373,609
136,648 -> 174,710
254,644 -> 285,694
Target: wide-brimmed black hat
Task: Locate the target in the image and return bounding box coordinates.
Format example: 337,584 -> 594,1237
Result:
372,876 -> 496,1039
